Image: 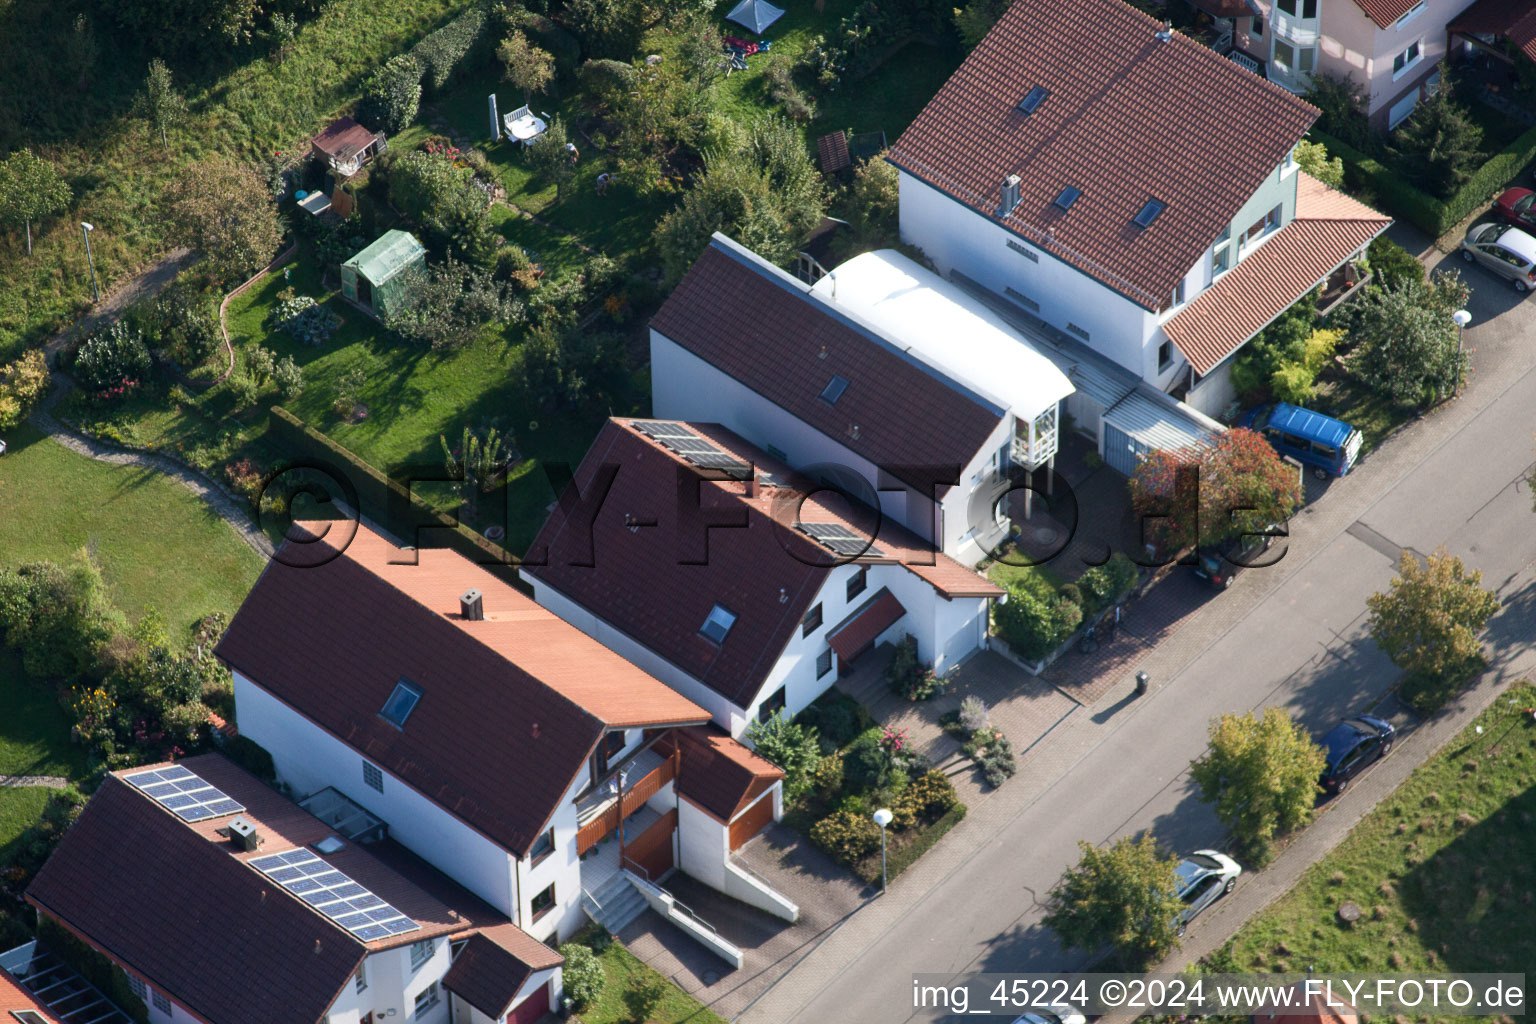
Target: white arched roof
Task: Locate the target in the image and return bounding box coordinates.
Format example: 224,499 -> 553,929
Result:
810,250 -> 1074,421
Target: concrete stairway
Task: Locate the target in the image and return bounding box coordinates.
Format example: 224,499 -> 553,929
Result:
583,871 -> 647,934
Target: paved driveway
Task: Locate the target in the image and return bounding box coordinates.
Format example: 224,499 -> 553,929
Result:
741,241 -> 1536,1024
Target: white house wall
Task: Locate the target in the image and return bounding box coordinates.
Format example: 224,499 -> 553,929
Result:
898,172 -> 1157,376
676,796 -> 730,888
232,672 -> 520,920
515,770 -> 587,943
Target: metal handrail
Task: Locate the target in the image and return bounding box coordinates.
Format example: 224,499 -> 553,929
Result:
623,870 -> 722,936
728,852 -> 781,892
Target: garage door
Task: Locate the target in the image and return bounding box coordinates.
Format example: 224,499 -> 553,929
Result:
508,979 -> 550,1024
729,792 -> 775,851
1103,423 -> 1144,476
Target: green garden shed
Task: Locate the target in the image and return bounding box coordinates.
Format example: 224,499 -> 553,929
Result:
340,230 -> 427,318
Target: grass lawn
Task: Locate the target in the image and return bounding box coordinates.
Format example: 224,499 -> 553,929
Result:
1221,680 -> 1536,981
986,557 -> 1066,597
0,423 -> 265,634
0,651 -> 90,781
580,936 -> 728,1024
0,788 -> 54,857
1312,373 -> 1417,455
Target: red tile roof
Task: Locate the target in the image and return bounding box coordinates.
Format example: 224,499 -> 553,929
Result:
524,419 -> 999,709
673,726 -> 784,822
1450,0 -> 1536,62
817,131 -> 851,173
215,522 -> 709,857
650,238 -> 1006,494
1162,172 -> 1390,375
1351,0 -> 1428,29
827,588 -> 907,662
442,923 -> 562,1019
887,0 -> 1317,312
27,772 -> 368,1024
0,972 -> 61,1022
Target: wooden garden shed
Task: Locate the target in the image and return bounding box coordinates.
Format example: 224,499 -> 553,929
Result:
310,116 -> 387,178
340,230 -> 426,318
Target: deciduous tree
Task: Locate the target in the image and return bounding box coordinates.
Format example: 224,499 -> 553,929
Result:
0,350 -> 50,429
497,30 -> 555,104
745,712 -> 822,799
384,257 -> 522,351
1128,427 -> 1301,555
133,59 -> 188,153
1293,139 -> 1344,189
1042,835 -> 1184,968
164,158 -> 284,281
525,119 -> 577,200
1367,548 -> 1498,683
1341,271 -> 1469,405
0,148 -> 72,257
1188,708 -> 1325,866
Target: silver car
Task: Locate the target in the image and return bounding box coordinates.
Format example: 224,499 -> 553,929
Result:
1175,850 -> 1241,934
1011,1005 -> 1087,1024
1459,221 -> 1536,294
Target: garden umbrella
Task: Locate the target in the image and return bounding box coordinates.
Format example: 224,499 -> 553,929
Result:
725,0 -> 785,35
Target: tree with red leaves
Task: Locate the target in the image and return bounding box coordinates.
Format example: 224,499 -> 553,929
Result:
1128,427 -> 1301,555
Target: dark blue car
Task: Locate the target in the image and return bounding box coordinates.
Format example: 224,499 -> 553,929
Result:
1318,715 -> 1396,795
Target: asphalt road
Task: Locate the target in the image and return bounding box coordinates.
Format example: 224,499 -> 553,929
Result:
740,248 -> 1536,1023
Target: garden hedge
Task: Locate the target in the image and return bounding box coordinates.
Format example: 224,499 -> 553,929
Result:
410,4 -> 492,92
1311,124 -> 1536,237
268,406 -> 517,569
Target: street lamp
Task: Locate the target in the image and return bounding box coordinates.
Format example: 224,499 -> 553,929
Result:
81,222 -> 99,303
872,807 -> 893,894
1451,309 -> 1471,396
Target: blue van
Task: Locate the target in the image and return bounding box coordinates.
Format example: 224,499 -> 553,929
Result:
1240,403 -> 1362,480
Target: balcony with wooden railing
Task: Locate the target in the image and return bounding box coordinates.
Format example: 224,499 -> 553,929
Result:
575,744 -> 679,856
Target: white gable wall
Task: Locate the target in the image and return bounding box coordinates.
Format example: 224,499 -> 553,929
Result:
232,671 -> 521,920
514,770 -> 587,943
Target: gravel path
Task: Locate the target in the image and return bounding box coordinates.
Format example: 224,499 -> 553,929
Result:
26,249 -> 275,559
0,775 -> 70,789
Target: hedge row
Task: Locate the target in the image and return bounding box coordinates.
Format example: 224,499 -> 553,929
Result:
268,406 -> 518,569
1312,124 -> 1536,237
852,803 -> 968,885
410,4 -> 492,92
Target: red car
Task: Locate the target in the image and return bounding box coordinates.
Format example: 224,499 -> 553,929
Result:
1494,187 -> 1536,232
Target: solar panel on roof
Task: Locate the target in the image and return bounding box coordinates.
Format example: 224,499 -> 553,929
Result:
798,521 -> 884,557
249,850 -> 420,941
633,421 -> 753,478
630,420 -> 699,440
125,766 -> 246,823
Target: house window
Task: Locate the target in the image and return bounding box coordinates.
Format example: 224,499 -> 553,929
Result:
1004,286 -> 1040,313
410,939 -> 435,970
817,648 -> 834,678
700,604 -> 736,644
802,603 -> 823,637
355,963 -> 368,993
152,992 -> 171,1015
380,678 -> 423,728
1213,244 -> 1231,274
1392,39 -> 1422,79
595,730 -> 626,774
1273,38 -> 1295,72
1006,239 -> 1039,263
530,827 -> 555,864
1066,323 -> 1091,342
1277,0 -> 1316,16
1171,279 -> 1185,306
363,760 -> 383,793
758,686 -> 786,722
1158,341 -> 1174,372
1395,1 -> 1425,27
1298,46 -> 1316,74
413,981 -> 441,1018
531,883 -> 556,921
1245,207 -> 1280,245
847,567 -> 868,601
1249,15 -> 1262,37
128,976 -> 147,1001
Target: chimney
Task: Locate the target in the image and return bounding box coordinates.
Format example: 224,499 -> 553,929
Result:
460,588 -> 484,621
226,816 -> 262,852
997,174 -> 1021,217
1156,19 -> 1172,41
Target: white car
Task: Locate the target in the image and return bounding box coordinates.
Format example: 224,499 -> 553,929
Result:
1012,1005 -> 1087,1024
1175,850 -> 1241,933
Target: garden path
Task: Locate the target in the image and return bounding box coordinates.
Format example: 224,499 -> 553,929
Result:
27,249 -> 275,560
0,776 -> 69,789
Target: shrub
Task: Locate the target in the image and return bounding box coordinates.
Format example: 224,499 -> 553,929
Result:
1077,554 -> 1137,616
745,712 -> 822,798
386,258 -> 522,352
224,373 -> 260,411
813,751 -> 844,796
245,345 -> 276,385
518,12 -> 582,78
145,281 -> 221,366
886,633 -> 942,700
272,356 -> 304,400
0,349 -> 50,429
1367,234 -> 1425,290
411,6 -> 490,91
847,152 -> 900,242
796,693 -> 862,748
0,554 -> 123,683
993,582 -> 1081,661
809,808 -> 882,864
358,54 -> 423,135
975,731 -> 1017,788
958,695 -> 989,733
74,322 -> 150,395
558,943 -> 604,1009
559,0 -> 648,60
901,769 -> 958,819
266,295 -> 340,347
843,729 -> 892,790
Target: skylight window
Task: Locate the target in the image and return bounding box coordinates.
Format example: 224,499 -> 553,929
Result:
820,375 -> 850,405
380,679 -> 423,728
1017,85 -> 1049,115
1054,186 -> 1081,211
1133,199 -> 1167,228
700,604 -> 737,644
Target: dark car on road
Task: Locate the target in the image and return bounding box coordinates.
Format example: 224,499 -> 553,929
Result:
1318,715 -> 1396,795
1192,529 -> 1281,588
